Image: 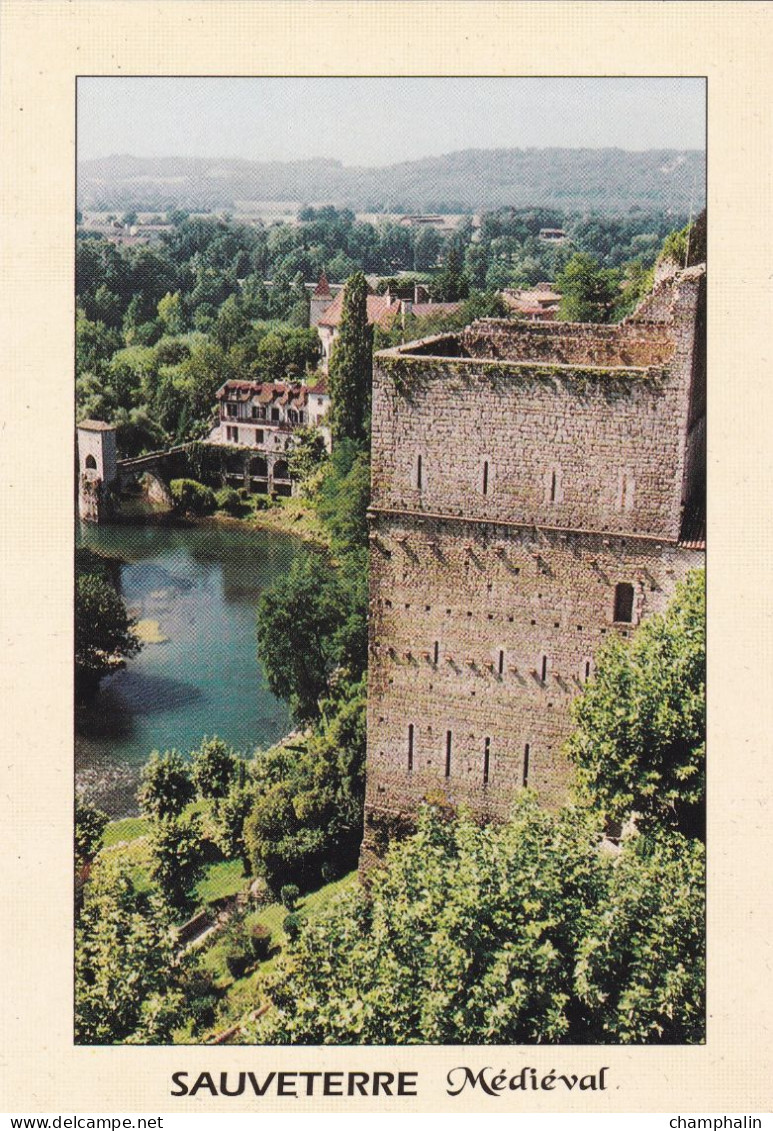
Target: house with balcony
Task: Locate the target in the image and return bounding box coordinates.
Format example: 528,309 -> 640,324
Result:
207,377 -> 330,496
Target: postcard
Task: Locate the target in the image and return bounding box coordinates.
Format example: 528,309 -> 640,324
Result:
2,0 -> 771,1116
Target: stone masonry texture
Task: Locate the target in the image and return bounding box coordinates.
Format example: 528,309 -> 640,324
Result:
361,267 -> 706,867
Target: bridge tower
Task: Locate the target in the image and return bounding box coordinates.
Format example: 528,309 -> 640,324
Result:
77,420 -> 118,523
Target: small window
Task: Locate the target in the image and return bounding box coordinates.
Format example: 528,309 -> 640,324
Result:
522,743 -> 530,788
407,724 -> 414,772
482,460 -> 489,495
540,655 -> 548,683
483,737 -> 491,785
227,404 -> 237,418
618,470 -> 636,512
546,466 -> 562,504
498,650 -> 505,676
85,454 -> 97,470
416,453 -> 423,491
614,583 -> 634,624
433,641 -> 439,665
255,430 -> 264,444
445,730 -> 452,778
271,407 -> 280,422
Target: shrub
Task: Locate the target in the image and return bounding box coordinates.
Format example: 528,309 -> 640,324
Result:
224,947 -> 251,980
250,924 -> 272,962
280,883 -> 300,911
215,486 -> 242,516
253,494 -> 273,510
283,912 -> 304,942
170,478 -> 216,516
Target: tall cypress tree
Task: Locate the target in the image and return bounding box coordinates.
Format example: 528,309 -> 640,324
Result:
328,272 -> 372,443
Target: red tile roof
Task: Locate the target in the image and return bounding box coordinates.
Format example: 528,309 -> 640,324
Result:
216,380 -> 321,410
313,271 -> 331,297
318,292 -> 399,330
410,302 -> 463,319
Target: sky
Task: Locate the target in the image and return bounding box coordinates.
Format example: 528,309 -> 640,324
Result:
77,77 -> 705,164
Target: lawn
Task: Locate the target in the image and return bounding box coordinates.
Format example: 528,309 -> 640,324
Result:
101,815 -> 151,848
195,858 -> 246,904
200,869 -> 359,1038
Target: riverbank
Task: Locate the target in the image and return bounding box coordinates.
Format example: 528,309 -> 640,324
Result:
222,494 -> 330,549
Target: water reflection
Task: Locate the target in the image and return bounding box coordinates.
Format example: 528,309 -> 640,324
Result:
76,519 -> 303,817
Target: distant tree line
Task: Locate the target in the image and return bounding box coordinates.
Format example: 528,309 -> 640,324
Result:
76,206 -> 692,455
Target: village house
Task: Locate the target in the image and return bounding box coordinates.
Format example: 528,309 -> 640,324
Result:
538,227 -> 567,242
207,377 -> 330,495
316,279 -> 463,370
501,282 -> 562,321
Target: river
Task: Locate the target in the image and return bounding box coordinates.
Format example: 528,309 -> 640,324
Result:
76,515 -> 305,817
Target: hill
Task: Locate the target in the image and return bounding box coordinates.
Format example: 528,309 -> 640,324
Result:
77,147 -> 705,216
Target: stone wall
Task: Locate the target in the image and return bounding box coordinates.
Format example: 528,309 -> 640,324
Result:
77,423 -> 118,523
362,514 -> 702,865
361,268 -> 706,864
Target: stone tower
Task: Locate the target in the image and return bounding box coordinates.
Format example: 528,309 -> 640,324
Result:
309,271 -> 334,327
360,267 -> 706,865
77,420 -> 118,523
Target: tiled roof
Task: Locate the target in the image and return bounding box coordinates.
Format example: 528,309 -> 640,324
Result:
305,373 -> 329,395
313,272 -> 331,297
318,292 -> 399,329
78,419 -> 116,431
215,380 -> 314,410
410,302 -> 463,319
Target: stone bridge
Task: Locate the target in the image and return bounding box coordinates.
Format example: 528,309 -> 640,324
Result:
116,445 -> 190,506
77,420 -> 295,523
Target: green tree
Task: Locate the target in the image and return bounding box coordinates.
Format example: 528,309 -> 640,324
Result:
555,253 -> 619,322
255,553 -> 343,723
75,798 -> 108,867
149,813 -> 207,913
75,859 -> 185,1043
567,571 -> 705,838
327,272 -> 372,443
169,478 -> 217,516
157,290 -> 185,334
114,405 -> 168,458
252,800 -> 705,1045
211,777 -> 254,869
287,427 -> 327,488
413,226 -> 442,271
576,830 -> 705,1043
191,736 -> 238,800
137,749 -> 195,820
214,293 -> 250,351
243,676 -> 367,891
75,308 -> 122,379
75,574 -> 141,698
314,439 -> 370,555
431,243 -> 469,302
254,799 -> 605,1044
